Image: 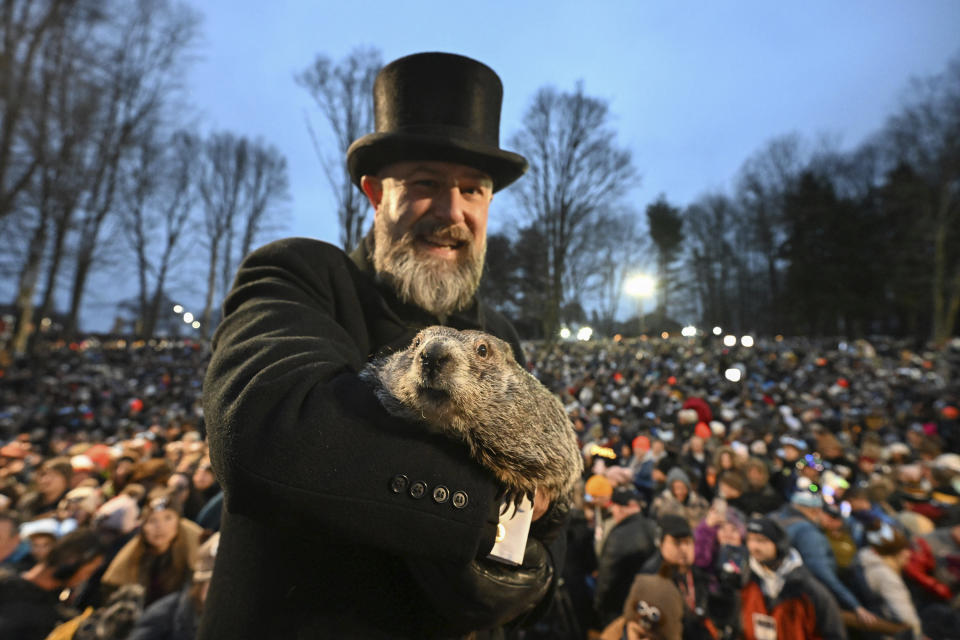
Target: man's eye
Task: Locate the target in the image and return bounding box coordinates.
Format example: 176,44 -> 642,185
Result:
413,179 -> 439,189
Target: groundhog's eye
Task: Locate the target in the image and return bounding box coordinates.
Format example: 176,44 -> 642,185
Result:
476,343 -> 488,358
413,337 -> 421,348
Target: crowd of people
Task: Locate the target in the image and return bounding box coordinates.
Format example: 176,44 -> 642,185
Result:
0,332 -> 958,639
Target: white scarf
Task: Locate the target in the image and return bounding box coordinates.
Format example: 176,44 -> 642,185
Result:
749,548 -> 803,599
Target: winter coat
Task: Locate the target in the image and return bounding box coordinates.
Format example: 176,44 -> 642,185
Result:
774,504 -> 863,611
594,512 -> 658,626
128,587 -> 198,640
740,550 -> 847,640
650,486 -> 710,529
857,547 -> 921,638
101,519 -> 202,607
0,569 -> 67,640
199,237 -> 557,639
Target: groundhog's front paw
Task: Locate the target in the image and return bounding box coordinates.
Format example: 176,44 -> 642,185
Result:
497,487 -> 535,519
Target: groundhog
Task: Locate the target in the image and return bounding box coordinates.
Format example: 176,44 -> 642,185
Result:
361,326 -> 581,510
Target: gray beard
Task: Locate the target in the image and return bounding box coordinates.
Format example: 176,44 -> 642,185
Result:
372,220 -> 485,319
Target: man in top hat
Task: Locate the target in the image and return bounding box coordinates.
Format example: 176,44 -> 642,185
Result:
200,53 -> 561,639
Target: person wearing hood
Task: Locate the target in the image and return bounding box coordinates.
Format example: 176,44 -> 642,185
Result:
594,487 -> 658,627
651,467 -> 710,529
740,517 -> 846,640
773,480 -> 878,626
856,522 -> 922,639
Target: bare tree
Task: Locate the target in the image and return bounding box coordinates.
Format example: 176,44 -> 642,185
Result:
198,132 -> 290,335
509,82 -> 638,340
683,193 -> 738,330
296,47 -> 380,251
734,133 -> 806,333
0,0 -> 80,222
120,129 -> 198,338
882,55 -> 960,346
61,0 -> 200,339
7,0 -> 102,353
239,142 -> 289,260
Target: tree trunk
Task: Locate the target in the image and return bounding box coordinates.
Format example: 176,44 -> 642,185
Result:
202,239 -> 220,338
11,216 -> 50,354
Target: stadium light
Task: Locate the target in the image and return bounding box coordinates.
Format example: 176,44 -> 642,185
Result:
192,321 -> 201,329
625,274 -> 656,335
681,325 -> 697,338
741,335 -> 755,348
577,326 -> 593,341
712,326 -> 722,336
724,367 -> 742,382
723,334 -> 737,347
183,312 -> 194,323
173,304 -> 183,314
559,327 -> 571,340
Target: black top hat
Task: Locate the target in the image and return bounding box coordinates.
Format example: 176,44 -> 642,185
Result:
346,52 -> 528,192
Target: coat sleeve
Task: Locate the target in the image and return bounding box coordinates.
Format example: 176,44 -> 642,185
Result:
805,574 -> 849,640
791,523 -> 861,611
203,239 -> 499,564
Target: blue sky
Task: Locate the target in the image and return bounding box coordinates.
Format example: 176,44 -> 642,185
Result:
21,1 -> 960,331
183,0 -> 959,244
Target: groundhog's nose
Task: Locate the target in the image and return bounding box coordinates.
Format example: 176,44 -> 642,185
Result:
419,342 -> 450,377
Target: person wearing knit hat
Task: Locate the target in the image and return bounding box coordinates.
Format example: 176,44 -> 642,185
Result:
771,478 -> 878,626
639,514 -> 731,639
741,516 -> 845,640
599,574 -> 684,640
594,487 -> 658,627
650,467 -> 710,529
856,521 -> 921,639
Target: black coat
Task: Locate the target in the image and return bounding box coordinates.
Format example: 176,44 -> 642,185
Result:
199,238 -> 553,639
594,512 -> 657,626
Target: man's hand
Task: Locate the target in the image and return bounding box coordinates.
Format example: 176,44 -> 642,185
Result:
855,606 -> 878,626
532,487 -> 550,521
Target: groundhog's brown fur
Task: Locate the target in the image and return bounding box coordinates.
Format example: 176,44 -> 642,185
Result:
361,326 -> 581,508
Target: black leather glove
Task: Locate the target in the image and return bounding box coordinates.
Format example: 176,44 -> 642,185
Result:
404,536 -> 554,635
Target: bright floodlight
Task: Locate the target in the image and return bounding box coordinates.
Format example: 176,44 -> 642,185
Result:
723,334 -> 737,347
712,326 -> 722,336
624,274 -> 656,298
183,312 -> 194,323
191,321 -> 201,329
681,325 -> 697,337
559,327 -> 571,340
724,367 -> 742,382
577,326 -> 593,341
741,335 -> 755,348
173,304 -> 183,314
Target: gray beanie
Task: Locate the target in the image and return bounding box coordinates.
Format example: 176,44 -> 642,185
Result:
665,467 -> 691,489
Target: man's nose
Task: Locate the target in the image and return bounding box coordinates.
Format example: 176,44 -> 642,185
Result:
431,186 -> 466,225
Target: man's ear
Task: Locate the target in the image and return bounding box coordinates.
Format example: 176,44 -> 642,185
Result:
360,175 -> 383,210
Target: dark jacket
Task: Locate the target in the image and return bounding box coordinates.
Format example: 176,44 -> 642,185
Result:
740,556 -> 846,640
774,504 -> 862,611
594,512 -> 657,626
128,587 -> 198,640
199,238 -> 555,639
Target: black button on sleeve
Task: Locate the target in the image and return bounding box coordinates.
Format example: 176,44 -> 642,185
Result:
389,474 -> 409,494
409,481 -> 427,499
432,485 -> 449,504
451,491 -> 469,509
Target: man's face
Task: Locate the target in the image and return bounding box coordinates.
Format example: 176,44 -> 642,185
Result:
746,532 -> 778,564
0,520 -> 18,551
660,534 -> 694,569
362,161 -> 492,318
